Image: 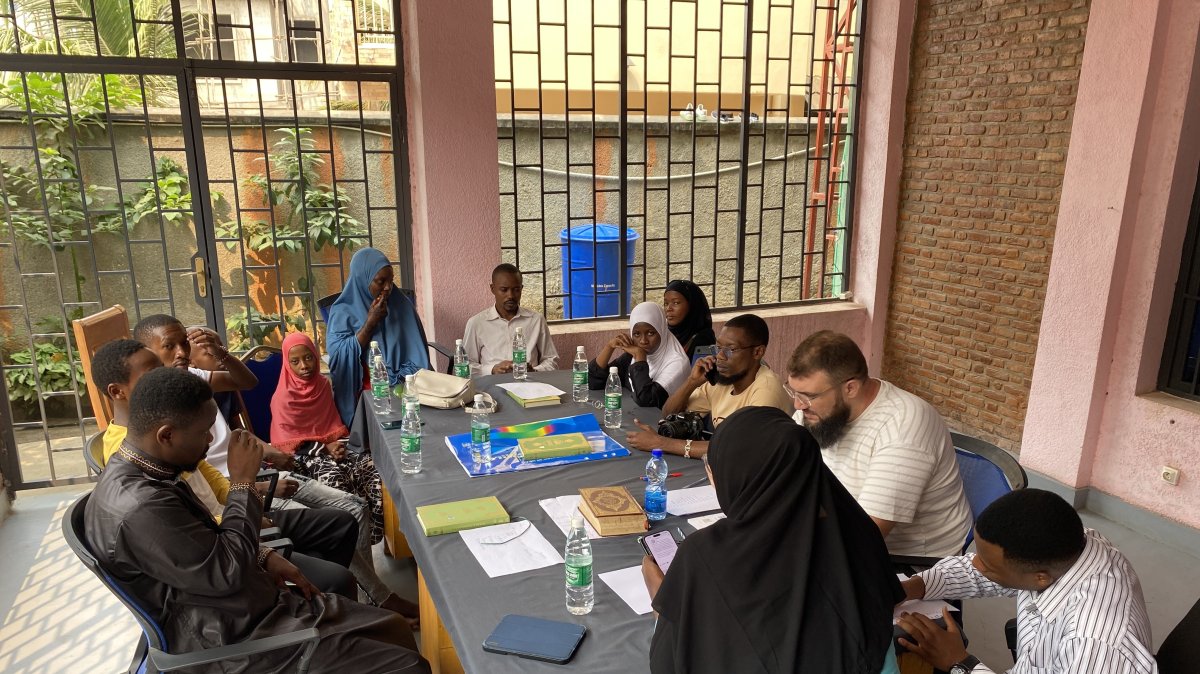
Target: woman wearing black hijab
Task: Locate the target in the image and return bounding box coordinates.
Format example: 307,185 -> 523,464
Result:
663,280 -> 716,359
643,406 -> 903,674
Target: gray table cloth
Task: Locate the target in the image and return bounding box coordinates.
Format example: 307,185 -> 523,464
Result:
364,371 -> 709,674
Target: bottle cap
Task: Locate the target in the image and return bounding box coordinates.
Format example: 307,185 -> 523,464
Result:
569,513 -> 584,528
577,345 -> 585,355
515,326 -> 523,335
373,355 -> 384,365
456,338 -> 463,346
609,366 -> 618,374
474,394 -> 485,404
652,449 -> 663,458
370,340 -> 379,348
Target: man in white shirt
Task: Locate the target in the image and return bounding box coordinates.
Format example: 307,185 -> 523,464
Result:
896,489 -> 1156,674
463,263 -> 558,374
786,330 -> 972,557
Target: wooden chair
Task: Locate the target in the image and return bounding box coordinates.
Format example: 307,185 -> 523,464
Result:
72,305 -> 130,431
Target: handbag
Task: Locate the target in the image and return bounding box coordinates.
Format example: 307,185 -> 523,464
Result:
412,369 -> 475,409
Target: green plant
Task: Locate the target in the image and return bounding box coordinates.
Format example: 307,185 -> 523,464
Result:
3,341 -> 86,405
121,157 -> 193,227
225,127 -> 366,255
225,307 -> 308,351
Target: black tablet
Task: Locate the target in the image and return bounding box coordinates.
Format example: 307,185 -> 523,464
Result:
482,614 -> 587,664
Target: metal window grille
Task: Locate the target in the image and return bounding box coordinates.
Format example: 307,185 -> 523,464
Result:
494,0 -> 864,321
1160,161 -> 1200,400
0,0 -> 409,490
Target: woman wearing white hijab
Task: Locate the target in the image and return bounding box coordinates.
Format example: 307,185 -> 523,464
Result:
588,302 -> 691,408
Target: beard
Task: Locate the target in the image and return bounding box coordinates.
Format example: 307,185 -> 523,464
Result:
803,400 -> 853,448
714,367 -> 745,386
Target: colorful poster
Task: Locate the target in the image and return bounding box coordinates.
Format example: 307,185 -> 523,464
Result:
444,413 -> 630,477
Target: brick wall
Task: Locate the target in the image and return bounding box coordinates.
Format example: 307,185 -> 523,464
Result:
883,0 -> 1091,452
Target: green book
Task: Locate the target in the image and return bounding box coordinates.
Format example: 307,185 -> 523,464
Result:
416,496 -> 510,536
517,432 -> 592,460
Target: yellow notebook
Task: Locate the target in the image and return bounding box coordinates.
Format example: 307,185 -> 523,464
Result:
517,432 -> 592,460
415,496 -> 510,536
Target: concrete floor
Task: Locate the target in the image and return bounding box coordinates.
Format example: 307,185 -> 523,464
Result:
0,485 -> 1196,673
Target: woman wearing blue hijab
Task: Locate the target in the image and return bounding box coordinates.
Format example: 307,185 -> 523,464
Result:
326,247 -> 430,425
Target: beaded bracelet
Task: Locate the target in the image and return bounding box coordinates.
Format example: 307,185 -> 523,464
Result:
257,547 -> 273,568
229,482 -> 264,505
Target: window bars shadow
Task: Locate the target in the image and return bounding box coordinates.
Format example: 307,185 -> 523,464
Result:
494,0 -> 865,322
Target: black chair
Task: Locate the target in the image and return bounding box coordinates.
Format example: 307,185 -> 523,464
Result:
85,432 -> 106,475
62,493 -> 319,673
1157,594 -> 1200,673
318,290 -> 454,373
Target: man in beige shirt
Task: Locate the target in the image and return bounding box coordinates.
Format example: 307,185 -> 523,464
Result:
463,263 -> 559,374
626,313 -> 792,459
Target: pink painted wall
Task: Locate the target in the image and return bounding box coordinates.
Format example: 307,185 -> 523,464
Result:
401,0 -> 502,357
1021,0 -> 1200,528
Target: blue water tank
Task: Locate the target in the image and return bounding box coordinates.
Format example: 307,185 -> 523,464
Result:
559,223 -> 640,319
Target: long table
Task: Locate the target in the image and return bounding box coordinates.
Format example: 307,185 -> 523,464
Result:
367,371 -> 703,674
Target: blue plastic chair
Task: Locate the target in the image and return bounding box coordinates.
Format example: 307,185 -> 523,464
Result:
950,431 -> 1027,550
239,346 -> 284,443
62,493 -> 319,673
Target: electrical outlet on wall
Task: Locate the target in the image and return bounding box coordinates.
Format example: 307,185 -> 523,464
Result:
1161,466 -> 1181,486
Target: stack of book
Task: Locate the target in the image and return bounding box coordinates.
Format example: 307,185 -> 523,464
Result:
416,496 -> 510,536
498,382 -> 564,408
577,486 -> 647,537
517,432 -> 592,460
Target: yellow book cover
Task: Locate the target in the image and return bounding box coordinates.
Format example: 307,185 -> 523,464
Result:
416,496 -> 510,536
517,432 -> 592,460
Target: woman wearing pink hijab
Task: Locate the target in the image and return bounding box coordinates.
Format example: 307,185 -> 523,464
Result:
271,331 -> 384,545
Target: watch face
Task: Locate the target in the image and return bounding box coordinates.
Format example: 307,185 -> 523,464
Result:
949,667 -> 968,674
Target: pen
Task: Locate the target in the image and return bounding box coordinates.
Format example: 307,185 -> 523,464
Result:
642,472 -> 684,480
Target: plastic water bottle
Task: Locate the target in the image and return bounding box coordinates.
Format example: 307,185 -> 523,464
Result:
644,449 -> 668,521
511,327 -> 528,380
564,514 -> 594,615
399,402 -> 422,474
402,374 -> 420,423
453,338 -> 470,378
370,355 -> 391,414
470,394 -> 491,465
572,346 -> 588,403
603,366 -> 621,429
369,340 -> 384,366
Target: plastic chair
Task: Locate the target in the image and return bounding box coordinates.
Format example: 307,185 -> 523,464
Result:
317,290 -> 453,372
239,346 -> 283,443
1155,594 -> 1200,673
62,493 -> 319,673
85,432 -> 106,476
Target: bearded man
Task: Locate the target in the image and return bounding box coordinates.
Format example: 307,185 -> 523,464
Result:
785,331 -> 972,557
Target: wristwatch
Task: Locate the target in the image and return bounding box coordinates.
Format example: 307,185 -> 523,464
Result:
949,655 -> 981,673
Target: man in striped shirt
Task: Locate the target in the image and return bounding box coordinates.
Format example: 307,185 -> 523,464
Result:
896,489 -> 1156,673
787,331 -> 973,557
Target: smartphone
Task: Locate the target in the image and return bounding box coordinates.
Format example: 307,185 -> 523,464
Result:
693,345 -> 719,385
639,530 -> 681,574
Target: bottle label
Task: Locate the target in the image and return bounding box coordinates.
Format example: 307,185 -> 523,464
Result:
572,370 -> 586,386
565,562 -> 592,587
454,362 -> 470,378
604,392 -> 621,410
471,426 -> 488,444
400,436 -> 421,454
372,381 -> 388,398
512,349 -> 527,365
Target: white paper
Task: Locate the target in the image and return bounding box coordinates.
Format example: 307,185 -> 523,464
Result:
687,512 -> 726,529
893,574 -> 958,624
496,382 -> 566,399
538,495 -> 601,539
599,566 -> 653,615
459,521 -> 563,578
666,485 -> 721,516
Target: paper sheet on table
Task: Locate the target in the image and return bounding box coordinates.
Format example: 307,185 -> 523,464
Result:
666,485 -> 721,516
687,512 -> 726,529
496,382 -> 566,398
599,566 -> 653,615
538,495 -> 601,539
892,574 -> 958,624
459,521 -> 563,578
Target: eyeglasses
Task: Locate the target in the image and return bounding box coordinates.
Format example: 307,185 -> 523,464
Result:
713,344 -> 761,359
782,380 -> 847,407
